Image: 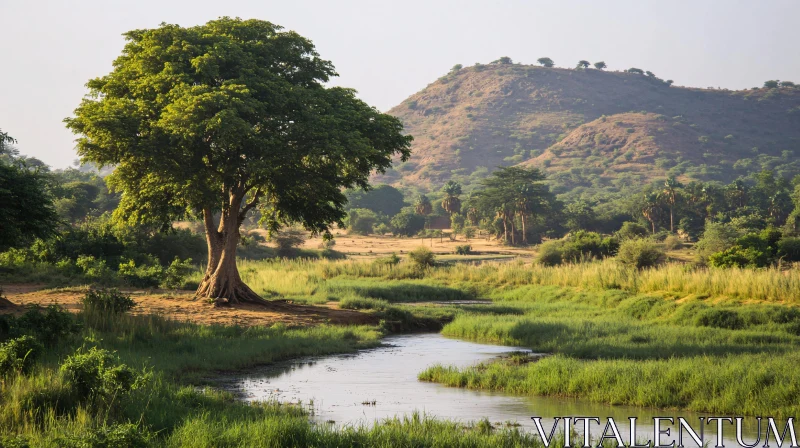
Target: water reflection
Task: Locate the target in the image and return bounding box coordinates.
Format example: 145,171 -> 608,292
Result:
220,333 -> 763,446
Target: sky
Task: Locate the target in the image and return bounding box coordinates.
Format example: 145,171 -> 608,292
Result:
1,0 -> 798,169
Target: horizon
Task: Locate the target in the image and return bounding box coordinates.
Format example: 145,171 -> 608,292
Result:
1,0 -> 799,169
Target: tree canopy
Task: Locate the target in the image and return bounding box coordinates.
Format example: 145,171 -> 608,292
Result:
593,61 -> 607,70
65,18 -> 412,302
537,57 -> 555,68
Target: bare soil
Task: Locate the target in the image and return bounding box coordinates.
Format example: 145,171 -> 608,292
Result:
0,285 -> 379,328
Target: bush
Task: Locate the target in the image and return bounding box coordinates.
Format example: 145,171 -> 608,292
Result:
455,245 -> 472,255
117,257 -> 163,288
0,335 -> 43,375
709,246 -> 769,268
161,257 -> 194,290
616,238 -> 666,269
0,305 -> 80,344
82,289 -> 136,314
535,240 -> 564,266
55,424 -> 153,448
463,226 -> 477,240
59,347 -> 146,405
616,222 -> 649,240
76,255 -> 113,284
408,246 -> 435,268
695,309 -> 745,330
347,208 -> 381,235
390,211 -> 425,237
375,253 -> 401,266
663,235 -> 684,250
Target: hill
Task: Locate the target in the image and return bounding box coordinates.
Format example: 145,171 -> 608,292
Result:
375,63 -> 800,200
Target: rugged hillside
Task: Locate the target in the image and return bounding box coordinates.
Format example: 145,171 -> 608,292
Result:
376,63 -> 800,198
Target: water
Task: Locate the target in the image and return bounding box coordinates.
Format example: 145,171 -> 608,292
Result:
221,333 -> 764,446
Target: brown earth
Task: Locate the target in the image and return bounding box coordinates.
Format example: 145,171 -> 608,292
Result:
0,285 -> 379,328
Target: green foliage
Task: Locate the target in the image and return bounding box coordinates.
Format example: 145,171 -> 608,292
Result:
536,57 -> 554,68
616,238 -> 666,269
564,200 -> 595,231
455,245 -> 472,255
663,235 -> 684,250
76,255 -> 113,283
390,210 -> 425,236
0,305 -> 80,344
593,61 -> 606,70
162,258 -> 195,290
0,336 -> 43,376
59,346 -> 146,406
55,424 -> 153,448
0,161 -> 58,252
535,232 -> 618,265
345,185 -> 406,217
82,289 -> 136,314
764,80 -> 780,89
576,60 -> 590,69
117,257 -> 163,288
695,309 -> 745,330
346,208 -> 382,235
408,246 -> 436,268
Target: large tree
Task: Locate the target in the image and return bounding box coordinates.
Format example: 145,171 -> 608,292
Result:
65,18 -> 412,303
0,131 -> 58,251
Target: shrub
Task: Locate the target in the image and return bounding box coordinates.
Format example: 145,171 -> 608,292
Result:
2,305 -> 80,344
76,255 -> 113,284
616,222 -> 649,240
709,246 -> 769,268
375,253 -> 401,266
663,235 -> 684,250
463,226 -> 476,240
616,238 -> 666,269
390,211 -> 425,237
536,240 -> 565,266
695,309 -> 745,330
455,245 -> 472,255
82,289 -> 136,314
59,347 -> 146,405
117,257 -> 163,288
347,208 -> 381,235
0,335 -> 43,376
408,247 -> 435,268
161,257 -> 194,289
270,229 -> 306,255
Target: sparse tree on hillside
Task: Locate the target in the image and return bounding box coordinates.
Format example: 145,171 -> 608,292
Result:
627,68 -> 645,75
645,71 -> 657,78
764,80 -> 780,89
450,64 -> 463,73
666,80 -> 674,86
576,60 -> 590,69
414,194 -> 433,216
441,181 -> 462,215
493,56 -> 513,65
65,18 -> 412,304
537,57 -> 555,68
661,177 -> 682,233
780,81 -> 796,88
593,61 -> 607,70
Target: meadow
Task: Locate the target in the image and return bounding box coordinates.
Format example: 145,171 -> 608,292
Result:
3,256 -> 800,446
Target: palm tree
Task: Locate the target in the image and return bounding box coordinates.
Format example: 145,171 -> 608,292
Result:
662,177 -> 681,233
441,181 -> 462,215
414,194 -> 432,216
641,192 -> 661,234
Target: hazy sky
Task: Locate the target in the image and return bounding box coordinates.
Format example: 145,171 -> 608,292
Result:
1,0 -> 798,168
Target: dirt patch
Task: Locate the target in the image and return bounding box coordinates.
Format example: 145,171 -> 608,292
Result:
1,285 -> 379,328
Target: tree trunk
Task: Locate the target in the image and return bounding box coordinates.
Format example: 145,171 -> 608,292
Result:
521,213 -> 527,244
195,205 -> 266,304
502,217 -> 508,244
669,206 -> 674,233
510,217 -> 516,245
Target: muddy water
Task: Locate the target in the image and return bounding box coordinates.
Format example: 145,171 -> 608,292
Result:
222,333 -> 762,446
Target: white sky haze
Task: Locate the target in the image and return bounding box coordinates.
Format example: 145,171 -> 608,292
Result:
1,0 -> 798,168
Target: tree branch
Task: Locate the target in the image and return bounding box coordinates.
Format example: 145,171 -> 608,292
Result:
239,189 -> 263,223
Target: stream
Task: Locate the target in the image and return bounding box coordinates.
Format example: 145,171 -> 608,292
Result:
219,333 -> 763,446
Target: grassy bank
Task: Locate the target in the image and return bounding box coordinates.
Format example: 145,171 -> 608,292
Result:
0,301 -> 551,447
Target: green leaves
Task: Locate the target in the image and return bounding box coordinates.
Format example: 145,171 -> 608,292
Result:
66,18 -> 411,234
